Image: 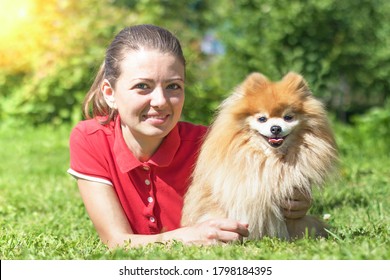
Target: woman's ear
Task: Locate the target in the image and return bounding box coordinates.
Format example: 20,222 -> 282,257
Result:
101,79 -> 117,109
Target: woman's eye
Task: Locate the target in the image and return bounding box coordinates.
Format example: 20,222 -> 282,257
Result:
135,83 -> 149,89
284,115 -> 294,121
167,83 -> 181,90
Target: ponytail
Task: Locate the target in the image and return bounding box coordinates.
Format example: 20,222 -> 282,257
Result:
82,62 -> 117,124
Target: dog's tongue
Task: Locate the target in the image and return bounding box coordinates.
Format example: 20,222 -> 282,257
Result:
269,138 -> 283,144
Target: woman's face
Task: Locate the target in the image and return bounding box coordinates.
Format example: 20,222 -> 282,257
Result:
102,49 -> 185,143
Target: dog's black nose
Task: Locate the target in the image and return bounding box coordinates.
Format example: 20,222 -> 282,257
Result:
270,125 -> 282,135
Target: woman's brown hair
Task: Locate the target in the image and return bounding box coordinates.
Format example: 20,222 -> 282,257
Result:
83,24 -> 186,124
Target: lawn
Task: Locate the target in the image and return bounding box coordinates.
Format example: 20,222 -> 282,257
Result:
0,122 -> 389,260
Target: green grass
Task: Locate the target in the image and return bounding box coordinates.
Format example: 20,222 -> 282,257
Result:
0,123 -> 389,260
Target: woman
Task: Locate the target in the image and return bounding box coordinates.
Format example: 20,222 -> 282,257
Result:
68,24 -> 311,249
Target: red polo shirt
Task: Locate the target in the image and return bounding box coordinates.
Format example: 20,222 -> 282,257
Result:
68,116 -> 207,234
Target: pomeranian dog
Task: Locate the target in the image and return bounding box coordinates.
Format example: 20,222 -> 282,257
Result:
181,72 -> 338,240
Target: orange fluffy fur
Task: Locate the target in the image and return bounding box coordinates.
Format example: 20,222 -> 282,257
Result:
181,72 -> 338,240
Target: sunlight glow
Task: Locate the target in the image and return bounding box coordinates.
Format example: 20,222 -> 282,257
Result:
0,0 -> 91,72
0,0 -> 33,39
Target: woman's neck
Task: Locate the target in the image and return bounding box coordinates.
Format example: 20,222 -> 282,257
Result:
121,125 -> 163,162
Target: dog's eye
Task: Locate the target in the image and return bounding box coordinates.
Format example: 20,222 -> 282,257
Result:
284,115 -> 294,121
258,116 -> 267,123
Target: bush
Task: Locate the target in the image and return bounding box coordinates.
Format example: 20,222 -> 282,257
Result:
345,100 -> 390,156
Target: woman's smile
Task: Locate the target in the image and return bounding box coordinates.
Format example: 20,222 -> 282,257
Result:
142,112 -> 170,125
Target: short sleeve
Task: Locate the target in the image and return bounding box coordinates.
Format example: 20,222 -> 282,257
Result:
68,123 -> 113,186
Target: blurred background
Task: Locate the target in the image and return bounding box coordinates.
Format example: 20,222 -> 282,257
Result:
0,0 -> 389,147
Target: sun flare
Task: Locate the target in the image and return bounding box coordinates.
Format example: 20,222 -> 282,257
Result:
0,0 -> 33,39
0,0 -> 36,70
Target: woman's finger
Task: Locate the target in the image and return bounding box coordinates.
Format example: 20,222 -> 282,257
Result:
208,219 -> 249,237
283,198 -> 311,211
283,208 -> 307,219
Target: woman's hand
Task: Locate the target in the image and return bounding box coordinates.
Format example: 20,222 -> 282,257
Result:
178,219 -> 249,245
282,188 -> 312,219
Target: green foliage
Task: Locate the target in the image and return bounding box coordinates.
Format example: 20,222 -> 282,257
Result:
333,100 -> 390,158
208,0 -> 390,119
1,56 -> 96,125
350,101 -> 390,155
1,0 -> 389,125
0,121 -> 389,260
183,56 -> 229,125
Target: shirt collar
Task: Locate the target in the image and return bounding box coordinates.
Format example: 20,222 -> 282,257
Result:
113,115 -> 181,173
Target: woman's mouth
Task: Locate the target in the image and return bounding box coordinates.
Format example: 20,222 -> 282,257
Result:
142,114 -> 170,125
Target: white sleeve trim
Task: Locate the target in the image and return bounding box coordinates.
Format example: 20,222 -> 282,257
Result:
67,168 -> 113,186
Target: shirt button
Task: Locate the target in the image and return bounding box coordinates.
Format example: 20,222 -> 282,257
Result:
147,197 -> 153,203
142,165 -> 150,171
149,216 -> 155,223
145,179 -> 151,185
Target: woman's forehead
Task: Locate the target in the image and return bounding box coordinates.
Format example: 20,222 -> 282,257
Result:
118,50 -> 185,80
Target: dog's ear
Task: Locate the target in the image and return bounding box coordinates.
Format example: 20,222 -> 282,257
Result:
245,72 -> 269,86
242,72 -> 269,95
282,72 -> 312,97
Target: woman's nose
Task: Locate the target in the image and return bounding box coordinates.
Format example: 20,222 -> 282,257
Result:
150,87 -> 167,108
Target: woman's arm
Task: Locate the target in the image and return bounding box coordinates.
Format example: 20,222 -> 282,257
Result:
77,179 -> 133,248
77,179 -> 249,249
